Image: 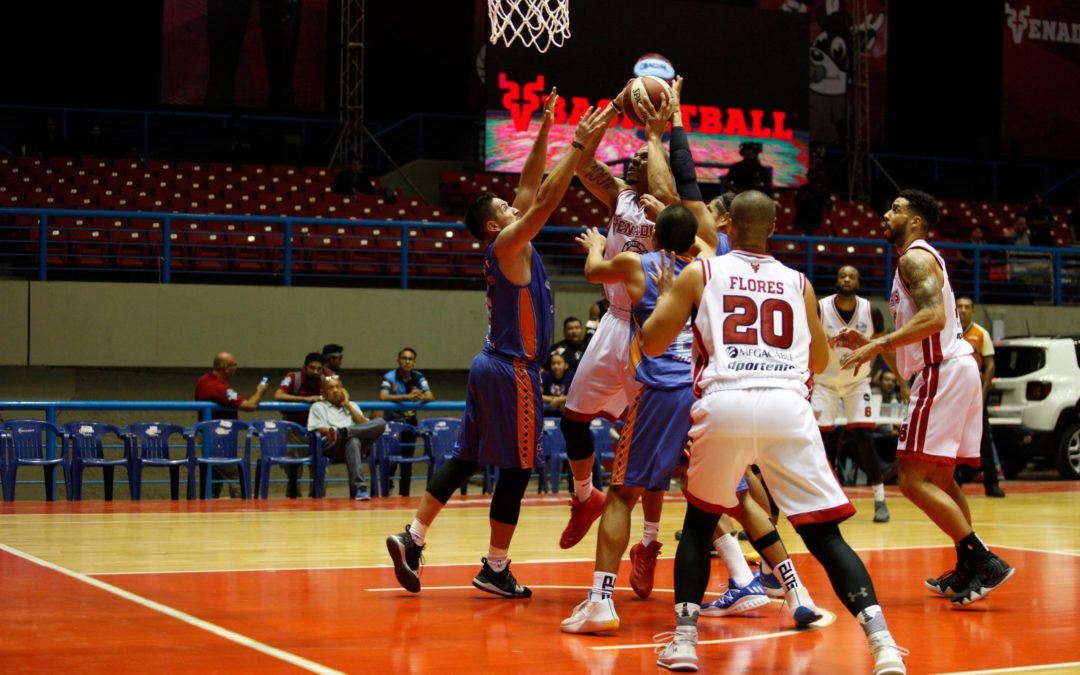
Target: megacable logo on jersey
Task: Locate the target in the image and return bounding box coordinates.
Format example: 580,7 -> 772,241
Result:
1005,3 -> 1080,45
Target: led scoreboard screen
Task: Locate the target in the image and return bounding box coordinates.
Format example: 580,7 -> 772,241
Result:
484,1 -> 810,186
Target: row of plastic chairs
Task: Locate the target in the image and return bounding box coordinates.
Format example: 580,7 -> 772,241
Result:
0,418 -> 441,501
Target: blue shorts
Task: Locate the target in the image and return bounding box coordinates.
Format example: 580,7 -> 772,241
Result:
454,351 -> 542,469
610,385 -> 695,490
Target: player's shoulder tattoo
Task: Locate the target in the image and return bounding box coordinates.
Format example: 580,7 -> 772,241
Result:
900,249 -> 942,311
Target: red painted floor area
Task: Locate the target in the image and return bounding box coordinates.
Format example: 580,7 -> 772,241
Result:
4,546 -> 1075,674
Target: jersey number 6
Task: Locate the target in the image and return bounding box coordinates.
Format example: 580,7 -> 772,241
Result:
723,295 -> 794,349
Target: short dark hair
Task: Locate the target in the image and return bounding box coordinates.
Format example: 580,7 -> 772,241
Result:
321,343 -> 344,357
563,316 -> 582,329
304,352 -> 324,367
898,189 -> 940,227
398,347 -> 417,359
655,204 -> 698,252
465,193 -> 499,240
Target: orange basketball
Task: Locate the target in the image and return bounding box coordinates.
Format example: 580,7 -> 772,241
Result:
626,75 -> 673,126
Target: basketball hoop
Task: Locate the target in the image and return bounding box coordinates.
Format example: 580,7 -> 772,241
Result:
488,0 -> 571,53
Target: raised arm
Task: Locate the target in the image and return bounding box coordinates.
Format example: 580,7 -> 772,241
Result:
575,226 -> 645,293
493,106 -> 609,262
512,87 -> 558,214
641,91 -> 678,205
575,81 -> 633,211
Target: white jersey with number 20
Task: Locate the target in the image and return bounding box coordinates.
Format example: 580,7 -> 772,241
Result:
692,251 -> 812,399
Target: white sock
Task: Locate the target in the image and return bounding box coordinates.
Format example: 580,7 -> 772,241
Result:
873,483 -> 885,502
642,520 -> 660,546
589,571 -> 617,600
858,604 -> 888,636
487,546 -> 509,572
409,518 -> 428,546
574,476 -> 593,503
674,602 -> 700,627
715,533 -> 754,587
774,558 -> 804,591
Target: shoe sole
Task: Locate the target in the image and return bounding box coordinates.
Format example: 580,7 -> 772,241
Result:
385,536 -> 420,593
874,515 -> 890,523
700,593 -> 770,617
924,580 -> 964,596
560,617 -> 620,634
656,657 -> 699,672
951,567 -> 1016,606
472,577 -> 532,599
874,661 -> 907,675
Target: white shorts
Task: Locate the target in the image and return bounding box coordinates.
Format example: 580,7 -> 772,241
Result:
812,379 -> 875,430
685,388 -> 855,527
897,355 -> 982,467
564,310 -> 642,422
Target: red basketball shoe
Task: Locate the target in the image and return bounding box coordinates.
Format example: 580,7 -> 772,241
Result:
629,540 -> 663,598
559,486 -> 606,549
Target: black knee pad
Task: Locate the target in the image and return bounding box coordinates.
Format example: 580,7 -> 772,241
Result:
490,468 -> 532,525
560,417 -> 595,461
749,528 -> 781,556
426,458 -> 478,504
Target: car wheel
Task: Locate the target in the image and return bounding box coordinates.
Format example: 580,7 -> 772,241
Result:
1055,423 -> 1080,480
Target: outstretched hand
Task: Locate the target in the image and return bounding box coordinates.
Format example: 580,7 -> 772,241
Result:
541,87 -> 558,127
649,251 -> 679,299
575,226 -> 606,253
639,90 -> 675,138
573,106 -> 608,150
839,339 -> 883,379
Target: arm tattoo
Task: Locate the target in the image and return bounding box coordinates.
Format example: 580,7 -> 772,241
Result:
583,160 -> 617,191
900,252 -> 943,312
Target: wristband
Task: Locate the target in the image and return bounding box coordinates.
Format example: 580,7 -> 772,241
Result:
611,99 -> 623,114
571,140 -> 585,151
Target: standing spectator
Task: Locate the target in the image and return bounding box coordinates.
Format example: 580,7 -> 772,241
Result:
542,353 -> 575,416
194,351 -> 269,498
380,347 -> 434,497
274,351 -> 325,498
724,141 -> 773,195
794,167 -> 831,235
1067,196 -> 1080,245
321,343 -> 344,375
308,376 -> 386,501
1007,216 -> 1031,246
956,297 -> 1005,498
1024,193 -> 1054,246
549,316 -> 587,371
334,156 -> 397,203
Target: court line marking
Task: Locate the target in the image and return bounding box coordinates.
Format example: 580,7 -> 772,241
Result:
931,663 -> 1080,674
992,545 -> 1080,558
0,543 -> 344,675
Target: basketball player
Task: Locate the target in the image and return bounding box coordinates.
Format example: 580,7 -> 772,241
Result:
813,265 -> 892,522
644,190 -> 906,674
839,190 -> 1014,606
385,91 -> 609,598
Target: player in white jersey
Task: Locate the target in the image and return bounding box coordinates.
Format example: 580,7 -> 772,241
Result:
813,265 -> 893,523
644,190 -> 906,675
840,189 -> 1014,607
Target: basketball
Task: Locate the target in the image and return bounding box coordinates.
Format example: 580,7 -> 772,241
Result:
626,75 -> 673,126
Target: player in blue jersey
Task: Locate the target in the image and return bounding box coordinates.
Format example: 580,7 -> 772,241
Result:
386,89 -> 611,598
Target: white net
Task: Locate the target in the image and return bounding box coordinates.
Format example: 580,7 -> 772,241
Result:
488,0 -> 571,53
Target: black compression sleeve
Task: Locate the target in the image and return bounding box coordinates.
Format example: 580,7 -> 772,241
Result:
669,126 -> 702,202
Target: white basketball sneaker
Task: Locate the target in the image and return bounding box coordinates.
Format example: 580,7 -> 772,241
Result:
560,597 -> 620,634
785,585 -> 824,627
869,631 -> 909,674
655,626 -> 699,672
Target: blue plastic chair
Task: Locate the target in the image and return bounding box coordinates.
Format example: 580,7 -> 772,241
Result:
377,421 -> 433,498
420,417 -> 467,495
543,420 -> 570,494
186,420 -> 252,499
127,422 -> 195,500
249,419 -> 315,499
64,422 -> 134,501
1,420 -> 71,501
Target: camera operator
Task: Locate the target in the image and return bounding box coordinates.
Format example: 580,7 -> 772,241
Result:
725,141 -> 774,195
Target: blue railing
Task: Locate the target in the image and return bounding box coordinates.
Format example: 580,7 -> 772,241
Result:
2,207 -> 1079,304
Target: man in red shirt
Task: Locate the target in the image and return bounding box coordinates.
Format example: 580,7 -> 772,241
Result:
194,351 -> 269,497
273,351 -> 325,497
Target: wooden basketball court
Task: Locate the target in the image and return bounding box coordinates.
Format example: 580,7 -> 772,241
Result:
3,480 -> 1080,673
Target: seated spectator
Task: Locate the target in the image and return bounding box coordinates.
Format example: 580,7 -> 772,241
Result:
1005,216 -> 1031,246
550,316 -> 587,371
542,353 -> 575,416
333,156 -> 397,203
194,351 -> 269,498
322,343 -> 344,375
585,298 -> 609,344
274,351 -> 325,497
308,375 -> 386,501
1025,192 -> 1054,246
871,369 -> 903,477
379,347 -> 434,497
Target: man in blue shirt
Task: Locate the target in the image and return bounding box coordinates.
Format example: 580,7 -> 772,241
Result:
380,347 -> 434,496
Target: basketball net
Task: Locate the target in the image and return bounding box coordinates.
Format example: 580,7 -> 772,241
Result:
488,0 -> 570,53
